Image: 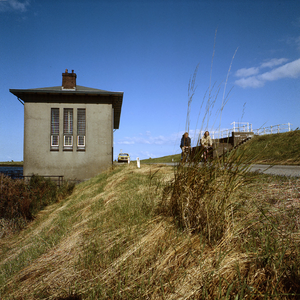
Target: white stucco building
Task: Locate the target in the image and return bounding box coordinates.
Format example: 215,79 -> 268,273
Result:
10,70 -> 123,181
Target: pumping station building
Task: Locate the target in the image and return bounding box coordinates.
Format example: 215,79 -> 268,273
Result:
10,70 -> 123,181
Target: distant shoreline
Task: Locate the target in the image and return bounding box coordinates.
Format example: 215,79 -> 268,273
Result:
0,163 -> 23,167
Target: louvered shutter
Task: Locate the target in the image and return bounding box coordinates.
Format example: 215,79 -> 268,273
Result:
51,108 -> 59,147
64,108 -> 73,148
77,108 -> 86,149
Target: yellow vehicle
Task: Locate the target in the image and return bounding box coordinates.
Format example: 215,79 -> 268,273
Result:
118,153 -> 130,163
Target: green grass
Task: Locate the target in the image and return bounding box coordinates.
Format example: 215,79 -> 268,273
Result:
140,130 -> 300,165
140,154 -> 181,164
240,130 -> 300,165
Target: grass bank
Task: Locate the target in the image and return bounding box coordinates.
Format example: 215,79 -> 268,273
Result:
141,130 -> 300,165
240,130 -> 300,165
141,154 -> 181,164
0,162 -> 299,299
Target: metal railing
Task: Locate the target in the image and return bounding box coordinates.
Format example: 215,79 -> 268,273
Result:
22,176 -> 64,187
0,171 -> 64,187
198,122 -> 292,140
253,123 -> 292,135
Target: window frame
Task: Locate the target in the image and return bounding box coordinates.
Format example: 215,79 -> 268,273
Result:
50,108 -> 59,151
77,108 -> 86,151
63,108 -> 74,151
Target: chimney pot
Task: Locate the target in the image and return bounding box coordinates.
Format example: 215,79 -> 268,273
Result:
65,69 -> 68,73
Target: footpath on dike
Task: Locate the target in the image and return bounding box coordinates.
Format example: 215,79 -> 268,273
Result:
247,164 -> 300,177
146,162 -> 300,178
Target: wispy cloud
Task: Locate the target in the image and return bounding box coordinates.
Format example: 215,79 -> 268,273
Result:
0,0 -> 30,13
117,129 -> 225,148
260,58 -> 288,68
235,67 -> 259,78
118,131 -> 179,146
235,76 -> 265,88
235,58 -> 300,88
139,151 -> 156,159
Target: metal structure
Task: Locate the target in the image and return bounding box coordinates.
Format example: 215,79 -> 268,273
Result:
198,122 -> 292,140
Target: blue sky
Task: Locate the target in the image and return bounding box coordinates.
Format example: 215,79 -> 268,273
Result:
1,0 -> 299,161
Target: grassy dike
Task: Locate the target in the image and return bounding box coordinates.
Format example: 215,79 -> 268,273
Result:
1,158 -> 300,299
240,130 -> 300,165
140,130 -> 300,165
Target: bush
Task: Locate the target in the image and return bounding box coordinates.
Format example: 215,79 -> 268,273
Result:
0,175 -> 31,220
0,174 -> 75,222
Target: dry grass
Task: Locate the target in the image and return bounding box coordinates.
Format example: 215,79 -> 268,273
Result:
0,163 -> 300,299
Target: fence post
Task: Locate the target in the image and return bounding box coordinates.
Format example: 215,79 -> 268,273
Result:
232,122 -> 235,132
288,123 -> 291,131
277,125 -> 280,133
137,157 -> 140,168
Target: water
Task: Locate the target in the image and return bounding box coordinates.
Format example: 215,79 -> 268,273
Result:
0,166 -> 23,179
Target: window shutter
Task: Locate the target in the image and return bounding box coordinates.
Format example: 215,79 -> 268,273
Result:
77,108 -> 86,149
51,108 -> 59,148
64,108 -> 73,148
64,108 -> 73,135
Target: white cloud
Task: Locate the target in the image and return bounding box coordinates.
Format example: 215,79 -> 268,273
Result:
235,58 -> 300,88
235,67 -> 259,78
117,131 -> 182,147
0,0 -> 30,12
139,151 -> 156,159
260,58 -> 288,69
235,58 -> 288,79
235,76 -> 265,88
259,58 -> 300,81
118,140 -> 135,145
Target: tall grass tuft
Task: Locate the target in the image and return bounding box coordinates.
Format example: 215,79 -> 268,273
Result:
158,45 -> 300,296
161,146 -> 254,244
160,42 -> 248,244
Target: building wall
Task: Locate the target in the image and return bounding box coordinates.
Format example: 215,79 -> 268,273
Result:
24,102 -> 113,180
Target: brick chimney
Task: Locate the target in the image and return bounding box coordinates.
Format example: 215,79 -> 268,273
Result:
62,69 -> 76,90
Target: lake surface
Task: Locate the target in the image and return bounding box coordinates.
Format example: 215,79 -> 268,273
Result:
0,166 -> 23,179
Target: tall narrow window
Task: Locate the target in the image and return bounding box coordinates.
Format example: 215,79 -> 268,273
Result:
51,108 -> 59,150
77,108 -> 86,150
64,108 -> 73,150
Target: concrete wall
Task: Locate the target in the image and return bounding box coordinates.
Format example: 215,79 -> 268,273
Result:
231,132 -> 254,146
191,131 -> 255,159
24,102 -> 113,181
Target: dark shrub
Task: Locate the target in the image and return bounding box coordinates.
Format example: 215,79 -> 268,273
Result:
0,174 -> 75,222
